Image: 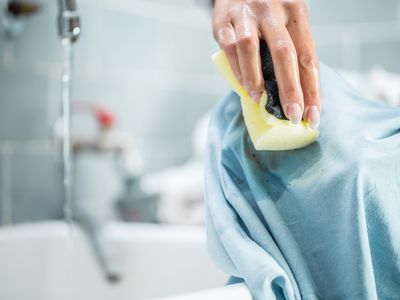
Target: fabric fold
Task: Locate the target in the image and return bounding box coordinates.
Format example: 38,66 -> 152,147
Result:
205,64 -> 400,299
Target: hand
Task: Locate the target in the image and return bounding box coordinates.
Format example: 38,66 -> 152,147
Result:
212,0 -> 321,128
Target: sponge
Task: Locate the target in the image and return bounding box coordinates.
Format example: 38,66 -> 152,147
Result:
211,50 -> 319,151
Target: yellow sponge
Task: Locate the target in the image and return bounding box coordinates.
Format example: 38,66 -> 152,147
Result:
211,50 -> 319,151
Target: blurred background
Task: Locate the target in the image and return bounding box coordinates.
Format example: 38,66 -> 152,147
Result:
1,0 -> 400,299
0,0 -> 222,224
1,0 -> 400,225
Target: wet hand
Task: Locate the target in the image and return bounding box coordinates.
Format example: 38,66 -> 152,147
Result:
212,0 -> 321,128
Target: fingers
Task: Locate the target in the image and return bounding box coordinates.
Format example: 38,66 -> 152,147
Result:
260,14 -> 304,124
214,20 -> 264,102
232,16 -> 264,102
212,0 -> 321,128
214,24 -> 242,85
286,4 -> 321,129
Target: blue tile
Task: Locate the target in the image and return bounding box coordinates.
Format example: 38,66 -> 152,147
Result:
70,3 -> 108,76
72,73 -> 218,137
162,90 -> 214,135
139,137 -> 192,171
0,148 -> 14,225
70,79 -> 215,170
309,0 -> 398,24
316,43 -> 344,69
90,7 -> 216,75
0,153 -> 2,224
360,40 -> 400,73
11,1 -> 105,70
11,152 -> 64,223
99,12 -> 165,72
0,36 -> 4,64
116,89 -> 215,137
12,0 -> 62,65
0,69 -> 49,139
154,23 -> 217,74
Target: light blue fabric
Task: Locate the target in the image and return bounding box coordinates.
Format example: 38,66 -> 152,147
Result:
205,64 -> 400,300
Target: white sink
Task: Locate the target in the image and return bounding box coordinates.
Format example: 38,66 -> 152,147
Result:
156,283 -> 251,300
0,221 -> 236,300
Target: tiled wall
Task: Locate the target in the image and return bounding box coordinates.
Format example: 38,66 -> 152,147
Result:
1,0 -> 400,224
309,0 -> 400,72
0,0 -> 225,224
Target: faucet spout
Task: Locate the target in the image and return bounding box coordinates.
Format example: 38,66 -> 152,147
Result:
57,0 -> 80,42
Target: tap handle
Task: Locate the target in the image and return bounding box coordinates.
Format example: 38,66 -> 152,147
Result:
58,0 -> 77,11
57,0 -> 80,43
7,0 -> 41,17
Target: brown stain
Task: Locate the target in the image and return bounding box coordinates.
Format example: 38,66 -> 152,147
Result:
268,155 -> 278,170
251,153 -> 261,167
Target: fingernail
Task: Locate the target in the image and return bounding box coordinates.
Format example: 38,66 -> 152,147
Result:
305,106 -> 320,129
285,103 -> 302,124
249,91 -> 262,103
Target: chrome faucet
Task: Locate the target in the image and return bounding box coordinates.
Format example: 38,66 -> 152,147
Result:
56,0 -> 121,283
57,0 -> 80,42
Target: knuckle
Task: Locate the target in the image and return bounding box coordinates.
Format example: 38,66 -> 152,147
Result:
213,24 -> 229,42
273,43 -> 294,62
212,14 -> 224,30
222,41 -> 237,55
212,25 -> 222,41
283,87 -> 302,101
237,35 -> 257,52
285,0 -> 305,9
212,29 -> 220,42
246,77 -> 264,91
299,52 -> 317,69
251,0 -> 273,12
229,4 -> 246,16
284,0 -> 308,16
297,0 -> 308,13
304,88 -> 319,101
